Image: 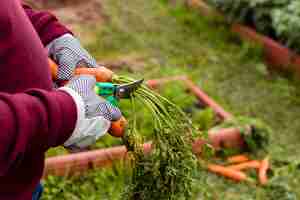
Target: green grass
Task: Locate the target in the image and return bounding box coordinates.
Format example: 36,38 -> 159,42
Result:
42,163 -> 127,200
43,0 -> 300,199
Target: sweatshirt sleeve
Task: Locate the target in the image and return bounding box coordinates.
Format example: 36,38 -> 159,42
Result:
22,4 -> 72,46
0,89 -> 77,176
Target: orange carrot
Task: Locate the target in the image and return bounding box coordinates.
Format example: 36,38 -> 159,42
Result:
48,58 -> 58,80
259,157 -> 269,185
49,58 -> 113,82
74,67 -> 113,83
227,160 -> 261,171
227,154 -> 249,164
207,164 -> 248,182
109,116 -> 127,138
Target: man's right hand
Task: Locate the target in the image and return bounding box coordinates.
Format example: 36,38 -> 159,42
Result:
59,75 -> 122,150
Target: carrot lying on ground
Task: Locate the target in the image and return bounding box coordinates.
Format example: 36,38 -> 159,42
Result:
259,157 -> 269,185
227,154 -> 249,164
227,160 -> 261,171
207,164 -> 248,182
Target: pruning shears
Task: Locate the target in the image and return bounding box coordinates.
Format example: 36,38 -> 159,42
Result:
48,58 -> 143,106
94,79 -> 144,106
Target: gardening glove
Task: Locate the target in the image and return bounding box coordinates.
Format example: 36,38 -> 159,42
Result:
47,33 -> 113,82
59,75 -> 122,149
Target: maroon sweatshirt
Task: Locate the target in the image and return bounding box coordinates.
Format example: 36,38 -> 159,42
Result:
0,1 -> 77,199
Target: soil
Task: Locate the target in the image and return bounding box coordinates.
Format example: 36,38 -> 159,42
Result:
24,0 -> 106,43
23,0 -> 145,69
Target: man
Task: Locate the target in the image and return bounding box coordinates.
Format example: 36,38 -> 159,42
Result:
0,1 -> 122,199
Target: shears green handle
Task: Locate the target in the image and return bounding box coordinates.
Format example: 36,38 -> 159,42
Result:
94,79 -> 143,106
94,82 -> 119,106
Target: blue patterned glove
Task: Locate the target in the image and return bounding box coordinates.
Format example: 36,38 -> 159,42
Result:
47,34 -> 99,81
59,75 -> 122,149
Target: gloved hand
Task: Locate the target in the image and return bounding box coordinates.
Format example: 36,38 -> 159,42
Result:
59,75 -> 122,149
47,33 -> 113,82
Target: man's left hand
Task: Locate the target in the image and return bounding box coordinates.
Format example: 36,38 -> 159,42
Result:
47,33 -> 112,82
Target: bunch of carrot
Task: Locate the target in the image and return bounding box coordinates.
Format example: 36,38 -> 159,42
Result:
114,75 -> 198,200
207,154 -> 270,185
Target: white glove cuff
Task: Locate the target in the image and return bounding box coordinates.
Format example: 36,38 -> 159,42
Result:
59,87 -> 111,148
59,86 -> 86,136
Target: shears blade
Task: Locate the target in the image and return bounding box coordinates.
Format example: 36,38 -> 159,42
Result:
116,79 -> 144,99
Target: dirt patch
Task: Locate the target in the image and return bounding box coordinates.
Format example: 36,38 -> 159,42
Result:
52,2 -> 105,28
24,0 -> 83,9
24,0 -> 106,43
24,0 -> 148,69
98,54 -> 147,72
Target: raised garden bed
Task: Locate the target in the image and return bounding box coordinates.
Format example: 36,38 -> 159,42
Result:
186,0 -> 300,77
44,76 -> 247,177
